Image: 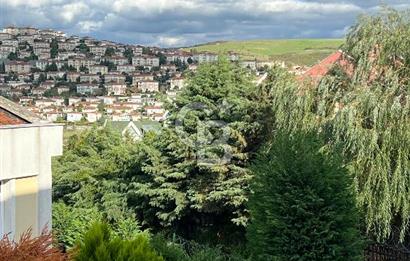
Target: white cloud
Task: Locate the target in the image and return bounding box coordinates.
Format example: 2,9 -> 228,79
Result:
156,36 -> 187,46
61,2 -> 89,23
77,20 -> 103,33
1,0 -> 410,46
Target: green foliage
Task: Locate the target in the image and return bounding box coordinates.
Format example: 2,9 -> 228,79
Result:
247,131 -> 363,261
74,222 -> 163,261
150,234 -> 189,261
45,62 -> 58,72
53,127 -> 142,246
78,43 -> 90,54
51,38 -> 59,58
105,47 -> 115,57
264,8 -> 410,241
7,52 -> 18,60
128,58 -> 271,237
123,48 -> 133,63
53,202 -> 103,248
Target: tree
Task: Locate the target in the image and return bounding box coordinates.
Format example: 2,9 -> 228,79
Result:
53,127 -> 141,235
128,58 -> 271,239
77,43 -> 90,54
45,62 -> 58,72
124,48 -> 134,63
247,131 -> 363,261
7,52 -> 18,60
157,52 -> 167,65
50,38 -> 59,58
264,8 -> 410,241
105,47 -> 115,57
0,62 -> 4,73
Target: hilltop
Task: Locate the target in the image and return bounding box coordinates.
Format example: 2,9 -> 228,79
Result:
183,39 -> 343,66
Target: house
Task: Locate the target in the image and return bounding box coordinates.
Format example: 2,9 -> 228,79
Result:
193,52 -> 218,63
35,60 -> 49,71
58,41 -> 76,51
104,73 -> 126,83
5,61 -> 31,74
66,112 -> 83,122
0,96 -> 63,240
33,41 -> 50,49
76,83 -> 100,95
80,74 -> 100,83
132,55 -> 160,67
67,72 -> 81,82
89,65 -> 108,75
2,39 -> 18,47
106,56 -> 128,66
105,120 -> 161,140
117,64 -> 135,73
57,86 -> 70,94
89,45 -> 107,56
106,83 -> 127,96
170,76 -> 186,90
68,58 -> 97,71
0,32 -> 12,41
137,80 -> 159,92
132,73 -> 154,85
240,60 -> 257,70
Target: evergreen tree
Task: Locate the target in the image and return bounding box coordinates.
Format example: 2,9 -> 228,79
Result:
50,38 -> 59,58
247,131 -> 363,261
128,58 -> 271,238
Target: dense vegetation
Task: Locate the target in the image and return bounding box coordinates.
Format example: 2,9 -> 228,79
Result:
264,8 -> 410,242
248,131 -> 363,260
52,8 -> 410,260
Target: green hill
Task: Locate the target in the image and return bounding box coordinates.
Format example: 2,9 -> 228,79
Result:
184,39 -> 344,66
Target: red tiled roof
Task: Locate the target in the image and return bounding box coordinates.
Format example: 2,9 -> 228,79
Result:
303,50 -> 343,78
0,108 -> 26,125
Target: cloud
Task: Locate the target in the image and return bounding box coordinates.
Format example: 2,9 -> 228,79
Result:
1,0 -> 410,47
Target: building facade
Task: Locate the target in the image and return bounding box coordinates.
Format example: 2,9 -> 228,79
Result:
0,97 -> 63,240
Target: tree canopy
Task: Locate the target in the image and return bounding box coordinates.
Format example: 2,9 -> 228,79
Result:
264,8 -> 410,241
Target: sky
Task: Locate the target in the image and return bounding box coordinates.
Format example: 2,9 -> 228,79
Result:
0,0 -> 409,47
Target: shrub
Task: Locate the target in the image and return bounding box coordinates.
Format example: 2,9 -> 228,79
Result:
73,222 -> 163,261
0,228 -> 67,261
247,131 -> 364,261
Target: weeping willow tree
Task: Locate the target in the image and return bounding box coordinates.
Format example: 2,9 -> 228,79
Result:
265,8 -> 410,242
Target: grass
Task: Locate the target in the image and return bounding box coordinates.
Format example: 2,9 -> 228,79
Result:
184,39 -> 344,66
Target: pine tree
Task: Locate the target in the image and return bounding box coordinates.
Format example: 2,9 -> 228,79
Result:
247,131 -> 363,261
128,58 -> 271,238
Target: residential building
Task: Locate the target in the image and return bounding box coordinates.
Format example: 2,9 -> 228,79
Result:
89,46 -> 107,56
104,73 -> 126,83
117,64 -> 135,73
76,83 -> 100,95
0,96 -> 63,240
106,83 -> 127,96
170,77 -> 186,90
89,65 -> 108,75
5,61 -> 31,74
137,80 -> 159,92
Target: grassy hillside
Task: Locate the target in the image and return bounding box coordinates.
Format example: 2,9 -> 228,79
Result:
184,39 -> 344,66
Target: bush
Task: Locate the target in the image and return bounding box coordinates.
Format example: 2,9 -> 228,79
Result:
73,222 -> 163,261
0,228 -> 67,260
247,131 -> 364,261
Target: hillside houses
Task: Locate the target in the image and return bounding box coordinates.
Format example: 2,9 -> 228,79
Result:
0,26 -> 263,124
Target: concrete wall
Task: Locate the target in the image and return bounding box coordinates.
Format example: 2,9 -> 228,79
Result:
0,123 -> 63,239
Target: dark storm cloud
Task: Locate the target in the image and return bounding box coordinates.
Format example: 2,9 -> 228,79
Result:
1,0 -> 409,47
